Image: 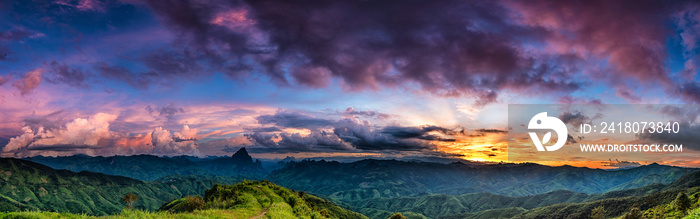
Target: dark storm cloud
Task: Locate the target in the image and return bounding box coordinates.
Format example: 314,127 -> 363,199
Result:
25,144 -> 101,152
2,0 -> 697,105
173,137 -> 197,142
381,126 -> 456,142
245,111 -> 462,153
134,0 -> 590,105
332,119 -> 438,151
46,61 -> 91,88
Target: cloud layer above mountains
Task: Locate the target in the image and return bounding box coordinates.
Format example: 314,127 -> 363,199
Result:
0,0 -> 699,161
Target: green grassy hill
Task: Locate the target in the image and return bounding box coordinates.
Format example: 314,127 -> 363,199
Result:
347,170 -> 700,219
161,180 -> 367,219
0,180 -> 369,219
0,158 -> 242,215
351,190 -> 588,218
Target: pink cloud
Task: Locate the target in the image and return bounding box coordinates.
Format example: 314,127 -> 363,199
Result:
3,113 -> 118,156
13,68 -> 43,95
150,126 -> 201,157
0,75 -> 9,86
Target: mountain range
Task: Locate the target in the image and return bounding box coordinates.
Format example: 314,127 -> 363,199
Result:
267,159 -> 692,201
3,151 -> 699,218
25,147 -> 266,181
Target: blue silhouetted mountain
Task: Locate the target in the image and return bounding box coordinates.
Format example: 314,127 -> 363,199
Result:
25,149 -> 268,181
231,147 -> 253,163
268,159 -> 696,202
198,147 -> 265,175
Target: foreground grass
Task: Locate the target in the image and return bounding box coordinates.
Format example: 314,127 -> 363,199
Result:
685,208 -> 700,219
0,209 -> 261,219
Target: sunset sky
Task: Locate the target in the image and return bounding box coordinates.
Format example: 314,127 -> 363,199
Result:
1,0 -> 700,167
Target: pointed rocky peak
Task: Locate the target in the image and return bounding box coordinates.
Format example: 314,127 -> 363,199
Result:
231,147 -> 253,164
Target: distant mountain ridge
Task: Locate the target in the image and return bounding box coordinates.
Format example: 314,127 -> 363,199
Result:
1,157 -> 698,218
268,159 -> 694,202
24,147 -> 267,181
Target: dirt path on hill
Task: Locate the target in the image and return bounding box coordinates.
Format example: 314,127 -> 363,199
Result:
251,186 -> 270,219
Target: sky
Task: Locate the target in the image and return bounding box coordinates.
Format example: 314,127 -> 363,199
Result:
1,0 -> 700,168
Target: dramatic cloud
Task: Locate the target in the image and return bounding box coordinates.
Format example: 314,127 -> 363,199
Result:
46,61 -> 91,88
256,112 -> 335,129
505,0 -> 676,85
12,68 -> 43,95
246,111 -> 461,153
245,131 -> 352,153
381,126 -> 456,142
146,104 -> 185,123
134,0 -> 591,105
1,112 -> 203,157
332,119 -> 438,151
21,110 -> 68,132
2,0 -> 700,163
3,113 -> 117,154
151,126 -> 201,156
6,0 -> 700,104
